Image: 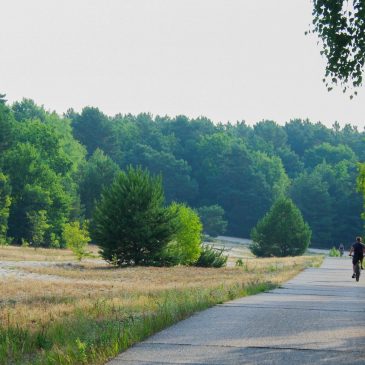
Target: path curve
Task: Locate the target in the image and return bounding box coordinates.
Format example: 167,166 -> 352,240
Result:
107,258 -> 365,364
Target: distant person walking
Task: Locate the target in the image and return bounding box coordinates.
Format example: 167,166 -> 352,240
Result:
338,243 -> 344,256
349,237 -> 365,278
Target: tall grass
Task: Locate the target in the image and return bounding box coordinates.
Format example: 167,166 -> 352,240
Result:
0,282 -> 276,365
0,254 -> 323,364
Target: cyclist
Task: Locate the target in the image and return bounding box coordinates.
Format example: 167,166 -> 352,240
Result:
349,236 -> 365,278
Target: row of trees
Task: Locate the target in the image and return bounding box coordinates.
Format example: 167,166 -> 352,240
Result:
68,106 -> 364,247
0,97 -> 364,249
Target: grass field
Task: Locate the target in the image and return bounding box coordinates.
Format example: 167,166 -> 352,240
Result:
0,246 -> 323,365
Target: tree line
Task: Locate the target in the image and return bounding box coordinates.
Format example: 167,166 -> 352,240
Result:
0,96 -> 364,249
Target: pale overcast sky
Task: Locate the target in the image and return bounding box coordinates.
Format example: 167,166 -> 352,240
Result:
1,0 -> 365,128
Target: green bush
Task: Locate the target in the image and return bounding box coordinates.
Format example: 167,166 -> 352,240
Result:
250,197 -> 311,257
162,203 -> 202,265
62,221 -> 91,261
329,247 -> 340,257
195,245 -> 228,268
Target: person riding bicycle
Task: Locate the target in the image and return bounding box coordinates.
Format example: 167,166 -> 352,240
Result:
349,236 -> 365,278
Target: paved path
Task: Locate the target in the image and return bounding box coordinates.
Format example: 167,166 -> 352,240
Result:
108,258 -> 365,364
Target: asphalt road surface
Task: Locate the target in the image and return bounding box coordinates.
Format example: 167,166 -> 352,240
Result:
107,258 -> 365,364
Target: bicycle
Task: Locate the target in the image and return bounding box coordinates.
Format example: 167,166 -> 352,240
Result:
353,258 -> 361,282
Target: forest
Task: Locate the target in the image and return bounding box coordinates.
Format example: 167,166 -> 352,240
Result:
0,95 -> 364,249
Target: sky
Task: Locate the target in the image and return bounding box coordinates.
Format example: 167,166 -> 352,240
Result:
1,0 -> 365,129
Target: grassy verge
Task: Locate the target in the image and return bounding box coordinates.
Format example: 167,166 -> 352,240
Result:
0,255 -> 323,365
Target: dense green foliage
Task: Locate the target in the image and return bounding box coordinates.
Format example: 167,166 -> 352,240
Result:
311,0 -> 365,92
197,205 -> 227,237
62,221 -> 91,261
0,100 -> 86,247
92,166 -> 177,266
329,247 -> 341,257
250,197 -> 311,257
0,173 -> 11,243
163,203 -> 202,265
79,148 -> 120,218
195,245 -> 228,268
0,97 -> 364,250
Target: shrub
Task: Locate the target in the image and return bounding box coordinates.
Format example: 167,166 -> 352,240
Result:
162,203 -> 202,265
195,245 -> 228,268
62,221 -> 91,261
250,197 -> 311,257
197,205 -> 227,237
92,166 -> 176,266
329,247 -> 340,257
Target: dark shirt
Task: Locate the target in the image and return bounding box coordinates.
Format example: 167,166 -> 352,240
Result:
352,242 -> 365,258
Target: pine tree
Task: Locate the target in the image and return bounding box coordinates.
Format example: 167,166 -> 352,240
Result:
92,166 -> 176,266
250,197 -> 311,257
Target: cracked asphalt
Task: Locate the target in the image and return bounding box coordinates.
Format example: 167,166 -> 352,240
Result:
107,258 -> 365,364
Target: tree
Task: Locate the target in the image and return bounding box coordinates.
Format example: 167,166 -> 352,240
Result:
0,93 -> 7,104
0,103 -> 15,153
12,98 -> 47,122
290,172 -> 333,247
311,0 -> 365,92
197,205 -> 227,237
304,143 -> 357,170
251,151 -> 290,200
276,147 -> 304,178
71,107 -> 116,156
26,210 -> 49,247
313,161 -> 362,244
79,149 -> 120,218
250,197 -> 311,257
2,143 -> 73,246
253,120 -> 288,150
124,144 -> 198,205
195,133 -> 272,236
0,173 -> 11,242
62,221 -> 91,261
92,166 -> 176,266
163,203 -> 202,265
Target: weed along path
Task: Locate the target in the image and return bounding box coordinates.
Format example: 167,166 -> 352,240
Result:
108,258 -> 365,365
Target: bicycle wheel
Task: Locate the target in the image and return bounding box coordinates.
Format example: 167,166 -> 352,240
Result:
355,261 -> 361,282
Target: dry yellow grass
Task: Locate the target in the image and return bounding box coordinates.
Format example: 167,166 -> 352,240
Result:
0,254 -> 322,331
0,246 -> 323,364
0,244 -> 100,261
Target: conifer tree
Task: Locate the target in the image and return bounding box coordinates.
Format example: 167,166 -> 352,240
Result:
250,197 -> 311,257
92,166 -> 176,266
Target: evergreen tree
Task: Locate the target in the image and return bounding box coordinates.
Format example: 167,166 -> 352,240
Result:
92,166 -> 176,266
250,197 -> 311,257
